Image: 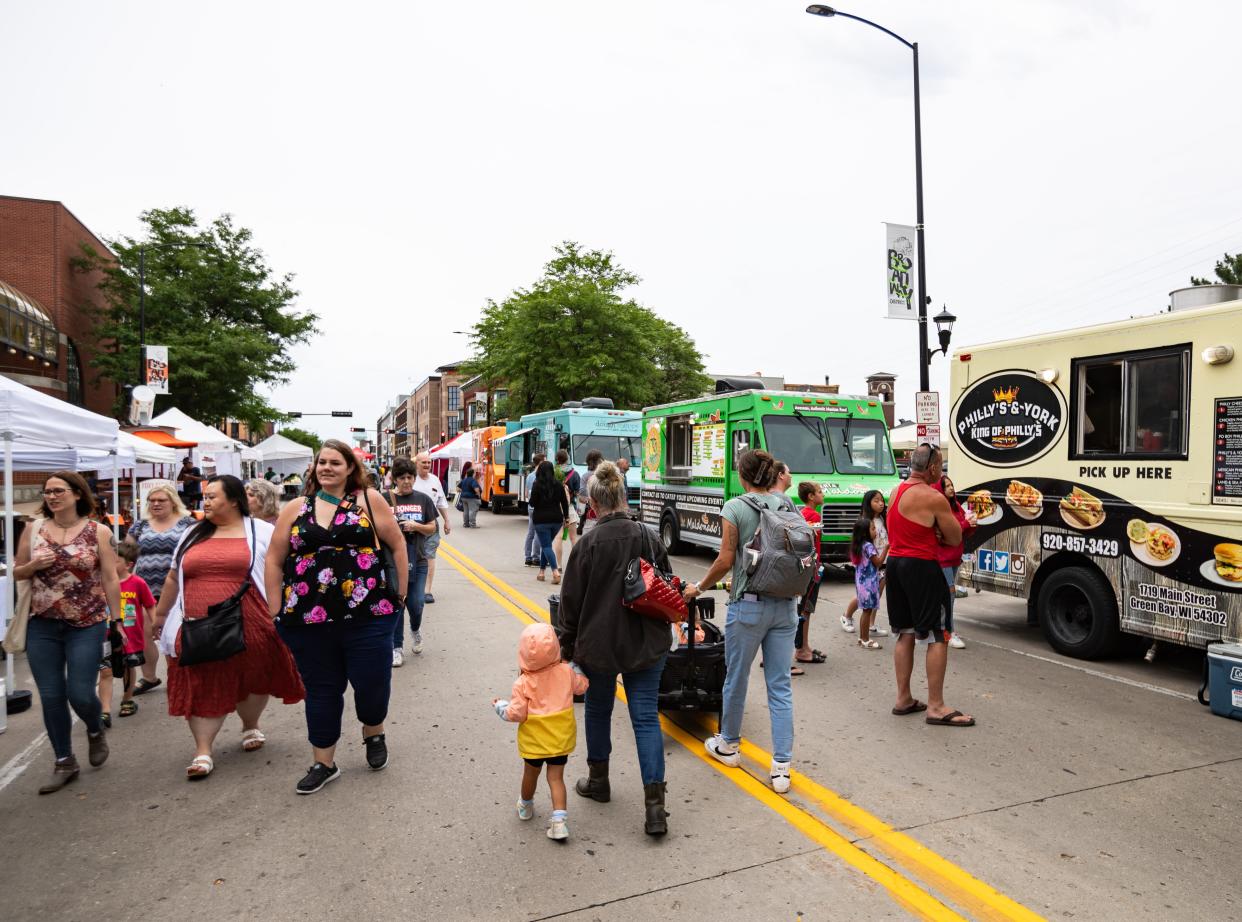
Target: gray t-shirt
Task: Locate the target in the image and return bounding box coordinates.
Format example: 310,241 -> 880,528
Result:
721,492 -> 786,601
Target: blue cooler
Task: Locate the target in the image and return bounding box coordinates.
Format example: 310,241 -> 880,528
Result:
1206,642 -> 1242,721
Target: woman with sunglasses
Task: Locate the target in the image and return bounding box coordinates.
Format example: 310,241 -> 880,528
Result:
14,471 -> 122,794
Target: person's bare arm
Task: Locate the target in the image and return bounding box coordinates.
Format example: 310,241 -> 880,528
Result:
13,524 -> 52,580
929,493 -> 963,546
153,570 -> 178,630
367,489 -> 409,599
96,527 -> 122,625
684,519 -> 738,598
265,500 -> 300,616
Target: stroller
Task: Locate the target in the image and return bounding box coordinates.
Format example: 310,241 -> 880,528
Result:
658,596 -> 726,715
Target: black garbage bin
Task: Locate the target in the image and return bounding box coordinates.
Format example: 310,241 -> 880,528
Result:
547,594 -> 560,630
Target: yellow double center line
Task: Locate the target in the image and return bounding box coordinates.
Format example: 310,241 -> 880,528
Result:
438,541 -> 1043,922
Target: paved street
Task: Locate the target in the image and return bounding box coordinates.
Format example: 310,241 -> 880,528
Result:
2,510 -> 1240,922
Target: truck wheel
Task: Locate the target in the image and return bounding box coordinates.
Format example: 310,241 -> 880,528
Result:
660,514 -> 687,555
1037,566 -> 1120,660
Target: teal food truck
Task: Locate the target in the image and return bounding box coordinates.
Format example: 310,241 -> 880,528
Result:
493,398 -> 643,512
640,379 -> 900,561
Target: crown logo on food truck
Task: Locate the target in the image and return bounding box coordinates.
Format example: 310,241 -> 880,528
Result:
992,386 -> 1019,404
953,370 -> 1066,467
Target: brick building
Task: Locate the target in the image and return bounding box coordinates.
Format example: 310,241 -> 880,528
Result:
0,195 -> 120,416
408,361 -> 466,453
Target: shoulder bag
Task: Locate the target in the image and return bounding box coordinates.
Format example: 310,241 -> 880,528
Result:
2,519 -> 39,654
178,518 -> 254,667
360,491 -> 402,602
622,522 -> 688,624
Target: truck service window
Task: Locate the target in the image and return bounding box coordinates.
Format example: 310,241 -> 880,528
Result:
731,428 -> 751,469
667,417 -> 693,479
1072,346 -> 1189,458
762,415 -> 834,475
824,418 -> 896,475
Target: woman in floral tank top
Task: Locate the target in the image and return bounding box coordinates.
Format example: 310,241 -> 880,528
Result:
14,471 -> 122,794
265,439 -> 408,795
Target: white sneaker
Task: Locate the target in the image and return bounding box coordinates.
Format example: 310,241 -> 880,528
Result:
412,632 -> 423,655
705,734 -> 741,768
871,626 -> 890,637
392,648 -> 404,668
770,761 -> 791,795
948,632 -> 966,649
516,800 -> 534,821
547,817 -> 569,840
840,615 -> 855,633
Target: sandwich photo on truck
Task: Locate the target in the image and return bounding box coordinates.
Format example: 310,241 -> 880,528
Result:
949,286 -> 1242,661
640,378 -> 900,561
493,398 -> 643,513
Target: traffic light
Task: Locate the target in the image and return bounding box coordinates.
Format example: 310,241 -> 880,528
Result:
330,410 -> 353,418
287,412 -> 302,419
349,427 -> 366,433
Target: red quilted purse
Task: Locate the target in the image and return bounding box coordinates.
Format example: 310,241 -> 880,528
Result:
622,525 -> 689,624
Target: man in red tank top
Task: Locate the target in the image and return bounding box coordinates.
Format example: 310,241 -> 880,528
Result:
886,445 -> 974,727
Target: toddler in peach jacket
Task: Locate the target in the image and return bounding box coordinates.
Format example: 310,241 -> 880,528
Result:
493,621 -> 589,842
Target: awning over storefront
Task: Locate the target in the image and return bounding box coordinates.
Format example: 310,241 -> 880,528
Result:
493,426 -> 536,445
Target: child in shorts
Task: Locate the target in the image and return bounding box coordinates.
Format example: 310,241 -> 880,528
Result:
492,622 -> 589,841
850,516 -> 887,649
110,542 -> 156,719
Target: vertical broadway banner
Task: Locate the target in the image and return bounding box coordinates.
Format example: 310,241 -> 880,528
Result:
885,223 -> 918,320
143,345 -> 170,394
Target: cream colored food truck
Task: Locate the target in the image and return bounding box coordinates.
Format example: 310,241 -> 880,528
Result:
949,291 -> 1242,659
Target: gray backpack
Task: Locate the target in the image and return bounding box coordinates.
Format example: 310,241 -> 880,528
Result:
740,494 -> 818,599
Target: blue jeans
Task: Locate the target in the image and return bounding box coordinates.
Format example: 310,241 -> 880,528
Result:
392,560 -> 429,649
278,616 -> 395,749
721,595 -> 798,763
583,655 -> 668,785
524,515 -> 538,560
941,566 -> 959,633
26,617 -> 107,759
533,523 -> 559,571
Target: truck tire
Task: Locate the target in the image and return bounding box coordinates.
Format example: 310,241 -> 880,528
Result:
660,513 -> 687,555
1037,566 -> 1120,660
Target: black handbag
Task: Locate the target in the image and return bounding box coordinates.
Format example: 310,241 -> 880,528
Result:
361,491 -> 402,601
178,518 -> 254,667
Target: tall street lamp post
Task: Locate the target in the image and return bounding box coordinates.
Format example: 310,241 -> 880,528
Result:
806,5 -> 951,391
137,241 -> 207,383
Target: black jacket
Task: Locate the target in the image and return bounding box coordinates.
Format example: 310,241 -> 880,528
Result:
557,512 -> 672,675
530,481 -> 569,525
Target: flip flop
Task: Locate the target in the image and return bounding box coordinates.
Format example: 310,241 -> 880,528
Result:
790,665 -> 806,676
925,710 -> 975,727
132,678 -> 162,696
796,651 -> 827,664
891,700 -> 928,716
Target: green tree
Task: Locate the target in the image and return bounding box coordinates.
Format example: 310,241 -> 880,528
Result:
279,426 -> 322,453
464,242 -> 710,415
76,207 -> 320,426
1191,252 -> 1242,286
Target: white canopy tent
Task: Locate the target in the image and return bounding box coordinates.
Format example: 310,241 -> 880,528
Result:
253,432 -> 314,478
0,375 -> 121,714
428,430 -> 475,462
150,407 -> 261,475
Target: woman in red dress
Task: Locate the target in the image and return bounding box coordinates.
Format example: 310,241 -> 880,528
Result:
153,475 -> 304,779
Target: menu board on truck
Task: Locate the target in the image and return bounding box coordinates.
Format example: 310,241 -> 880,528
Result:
1213,397 -> 1242,506
691,423 -> 726,479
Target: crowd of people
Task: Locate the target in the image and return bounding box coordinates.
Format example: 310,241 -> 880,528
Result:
12,435 -> 976,843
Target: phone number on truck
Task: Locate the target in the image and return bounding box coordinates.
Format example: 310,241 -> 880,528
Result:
1041,532 -> 1120,558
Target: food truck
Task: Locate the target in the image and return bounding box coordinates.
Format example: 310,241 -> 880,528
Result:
493,399 -> 643,512
471,425 -> 509,508
640,379 -> 900,561
949,290 -> 1242,659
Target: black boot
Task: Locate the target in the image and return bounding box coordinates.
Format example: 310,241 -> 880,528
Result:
644,781 -> 668,836
574,760 -> 610,802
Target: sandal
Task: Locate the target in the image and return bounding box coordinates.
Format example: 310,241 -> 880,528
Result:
186,755 -> 214,779
891,699 -> 928,716
790,665 -> 806,676
241,728 -> 266,752
551,572 -> 561,585
796,651 -> 827,664
132,678 -> 162,696
537,572 -> 546,582
119,700 -> 138,717
857,639 -> 882,650
925,710 -> 975,727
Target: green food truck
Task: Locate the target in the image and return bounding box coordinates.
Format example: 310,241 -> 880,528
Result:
640,379 -> 901,561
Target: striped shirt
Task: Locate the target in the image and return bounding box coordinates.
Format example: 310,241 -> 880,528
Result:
127,516 -> 195,599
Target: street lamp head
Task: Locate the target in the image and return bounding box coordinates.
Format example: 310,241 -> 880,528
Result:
933,307 -> 956,335
806,4 -> 837,15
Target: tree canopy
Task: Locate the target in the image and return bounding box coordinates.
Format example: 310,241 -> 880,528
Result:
1191,252 -> 1242,286
76,207 -> 319,427
279,426 -> 322,453
463,242 -> 710,417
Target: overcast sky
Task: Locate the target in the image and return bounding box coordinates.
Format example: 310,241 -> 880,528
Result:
5,1 -> 1241,442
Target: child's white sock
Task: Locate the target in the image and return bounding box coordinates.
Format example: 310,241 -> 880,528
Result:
550,809 -> 567,821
